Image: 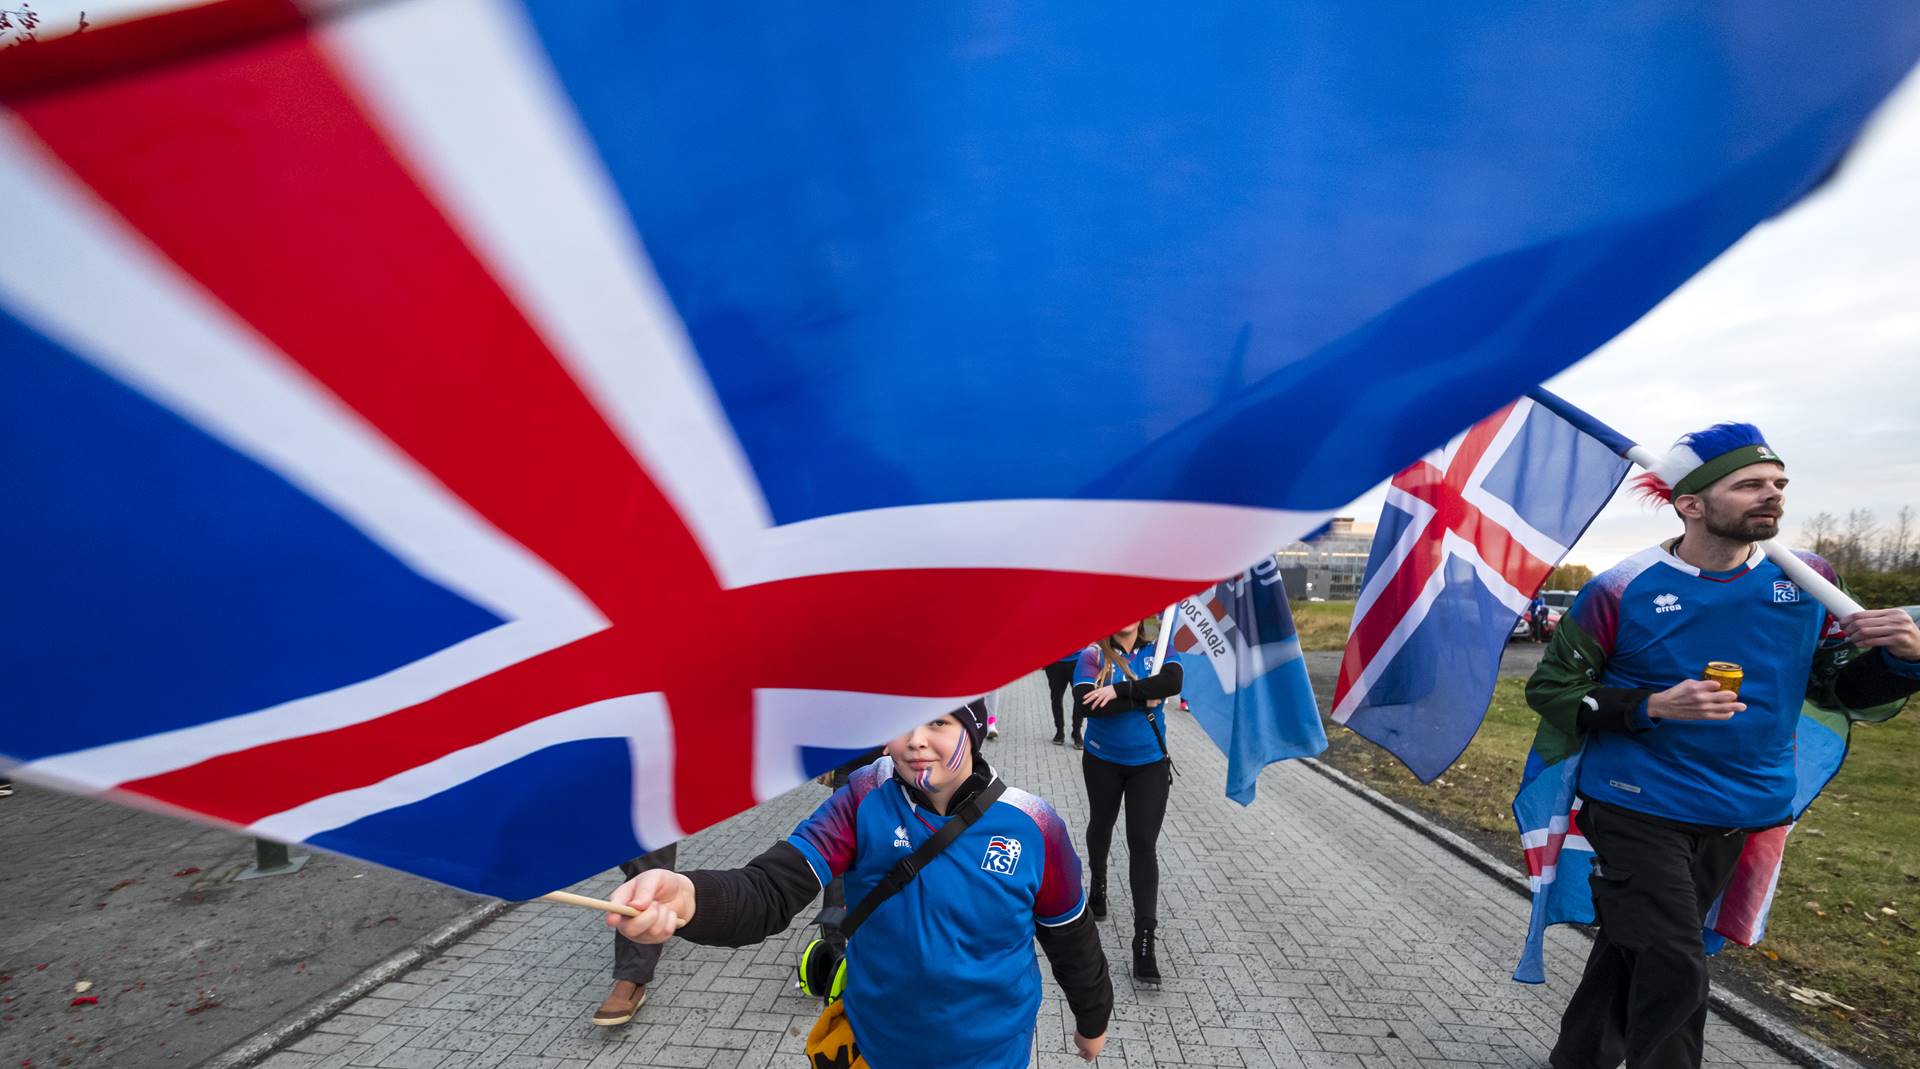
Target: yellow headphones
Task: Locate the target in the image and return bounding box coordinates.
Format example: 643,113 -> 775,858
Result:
797,936 -> 849,1002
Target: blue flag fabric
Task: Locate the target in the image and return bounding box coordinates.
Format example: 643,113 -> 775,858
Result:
3,2 -> 1918,897
1331,391 -> 1634,781
1172,563 -> 1327,804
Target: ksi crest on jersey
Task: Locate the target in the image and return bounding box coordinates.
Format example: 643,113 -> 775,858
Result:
981,835 -> 1022,876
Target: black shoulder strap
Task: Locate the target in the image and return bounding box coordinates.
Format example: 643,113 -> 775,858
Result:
840,778 -> 1007,937
1142,706 -> 1178,776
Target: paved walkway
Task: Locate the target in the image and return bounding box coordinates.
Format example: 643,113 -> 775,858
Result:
254,673 -> 1795,1069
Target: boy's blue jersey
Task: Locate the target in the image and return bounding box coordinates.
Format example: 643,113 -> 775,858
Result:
1570,544 -> 1844,828
1074,644 -> 1179,765
784,757 -> 1086,1069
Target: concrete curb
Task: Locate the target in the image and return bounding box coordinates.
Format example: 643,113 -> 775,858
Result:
199,898 -> 516,1069
1299,758 -> 1868,1069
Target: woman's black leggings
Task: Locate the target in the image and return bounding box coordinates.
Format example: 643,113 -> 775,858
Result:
1081,752 -> 1170,928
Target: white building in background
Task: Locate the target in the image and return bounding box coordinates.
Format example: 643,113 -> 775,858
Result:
1276,517 -> 1375,602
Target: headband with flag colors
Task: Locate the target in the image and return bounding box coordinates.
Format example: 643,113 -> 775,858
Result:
1631,422 -> 1783,503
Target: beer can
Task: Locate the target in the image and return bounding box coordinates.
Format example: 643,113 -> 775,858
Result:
1703,661 -> 1744,696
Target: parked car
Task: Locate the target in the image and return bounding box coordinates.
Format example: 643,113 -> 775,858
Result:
1520,587 -> 1582,637
1532,589 -> 1578,642
1508,615 -> 1533,642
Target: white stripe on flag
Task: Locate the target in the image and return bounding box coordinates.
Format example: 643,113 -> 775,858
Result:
247,693 -> 684,847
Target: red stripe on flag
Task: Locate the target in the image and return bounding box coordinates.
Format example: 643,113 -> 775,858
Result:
13,32 -> 696,621
115,568 -> 1190,831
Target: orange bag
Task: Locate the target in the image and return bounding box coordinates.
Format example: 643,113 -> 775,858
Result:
803,998 -> 867,1068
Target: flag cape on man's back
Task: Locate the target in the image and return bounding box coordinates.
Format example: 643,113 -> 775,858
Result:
1512,633 -> 1912,983
1171,561 -> 1327,804
1332,391 -> 1634,782
4,2 -> 1919,898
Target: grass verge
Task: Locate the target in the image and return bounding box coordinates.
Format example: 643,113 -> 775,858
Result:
1294,600 -> 1356,652
1319,677 -> 1920,1069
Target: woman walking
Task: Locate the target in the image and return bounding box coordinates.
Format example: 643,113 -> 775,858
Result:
1074,618 -> 1183,981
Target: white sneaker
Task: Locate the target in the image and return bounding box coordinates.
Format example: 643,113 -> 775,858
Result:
985,724 -> 999,740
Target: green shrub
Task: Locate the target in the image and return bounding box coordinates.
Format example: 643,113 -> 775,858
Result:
1843,570 -> 1920,608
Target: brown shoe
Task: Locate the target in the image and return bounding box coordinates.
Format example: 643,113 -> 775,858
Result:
591,980 -> 647,1026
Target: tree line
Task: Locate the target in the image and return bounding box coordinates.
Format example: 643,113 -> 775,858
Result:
1800,506 -> 1919,576
1800,507 -> 1920,606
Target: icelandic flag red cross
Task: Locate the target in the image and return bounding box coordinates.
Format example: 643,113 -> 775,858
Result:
4,2 -> 1915,898
1332,391 -> 1634,782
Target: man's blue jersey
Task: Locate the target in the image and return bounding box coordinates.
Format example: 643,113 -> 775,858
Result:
784,757 -> 1086,1069
1074,644 -> 1179,765
1570,544 -> 1846,827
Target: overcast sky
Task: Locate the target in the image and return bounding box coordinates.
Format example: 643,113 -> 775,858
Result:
1337,70 -> 1920,569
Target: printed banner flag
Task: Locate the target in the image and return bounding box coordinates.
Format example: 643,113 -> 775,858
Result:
1171,562 -> 1327,804
4,2 -> 1919,898
1331,391 -> 1634,781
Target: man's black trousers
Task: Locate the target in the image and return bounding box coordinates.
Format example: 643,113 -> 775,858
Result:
1551,800 -> 1749,1069
1044,659 -> 1080,738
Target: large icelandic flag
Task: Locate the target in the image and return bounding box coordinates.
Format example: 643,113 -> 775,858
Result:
1331,391 -> 1634,781
1171,562 -> 1327,805
5,3 -> 1919,899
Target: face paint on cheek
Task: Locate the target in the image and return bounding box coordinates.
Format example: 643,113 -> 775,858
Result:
945,738 -> 965,773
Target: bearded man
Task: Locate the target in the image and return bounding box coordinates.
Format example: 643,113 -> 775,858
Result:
1525,422 -> 1920,1069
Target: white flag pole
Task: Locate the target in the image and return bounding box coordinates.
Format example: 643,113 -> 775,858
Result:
1622,445 -> 1862,618
1148,603 -> 1180,676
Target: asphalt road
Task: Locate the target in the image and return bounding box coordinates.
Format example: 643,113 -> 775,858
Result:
1303,639 -> 1547,702
0,786 -> 479,1067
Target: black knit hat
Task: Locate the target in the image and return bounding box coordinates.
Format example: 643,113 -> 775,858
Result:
949,698 -> 990,752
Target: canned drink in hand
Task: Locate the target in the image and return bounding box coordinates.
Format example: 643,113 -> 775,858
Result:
1703,661 -> 1744,697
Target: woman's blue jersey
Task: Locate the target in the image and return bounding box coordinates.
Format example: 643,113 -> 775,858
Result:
784,757 -> 1087,1069
1074,643 -> 1180,766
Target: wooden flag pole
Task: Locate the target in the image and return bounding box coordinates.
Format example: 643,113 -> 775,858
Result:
1622,445 -> 1863,619
540,890 -> 642,918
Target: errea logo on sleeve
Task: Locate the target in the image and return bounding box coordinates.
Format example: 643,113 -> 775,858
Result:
1653,593 -> 1682,614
